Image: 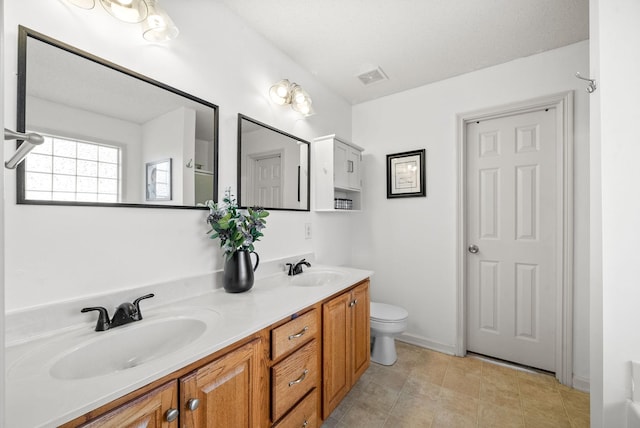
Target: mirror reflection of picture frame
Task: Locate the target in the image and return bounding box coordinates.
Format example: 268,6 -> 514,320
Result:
146,159 -> 172,201
386,149 -> 426,198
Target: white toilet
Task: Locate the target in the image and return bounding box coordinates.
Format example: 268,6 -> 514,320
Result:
370,301 -> 409,365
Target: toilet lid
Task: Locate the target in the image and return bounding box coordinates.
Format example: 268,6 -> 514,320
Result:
370,302 -> 408,322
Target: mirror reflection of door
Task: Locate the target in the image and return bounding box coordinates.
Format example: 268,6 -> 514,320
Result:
237,114 -> 310,211
250,152 -> 283,208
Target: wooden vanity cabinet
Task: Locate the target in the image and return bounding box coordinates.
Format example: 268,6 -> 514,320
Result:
322,279 -> 370,419
61,338 -> 264,428
58,279 -> 371,428
75,381 -> 178,428
179,338 -> 263,428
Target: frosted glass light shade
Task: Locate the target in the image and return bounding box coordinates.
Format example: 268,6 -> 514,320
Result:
269,79 -> 292,105
290,84 -> 313,116
99,0 -> 148,23
142,0 -> 179,42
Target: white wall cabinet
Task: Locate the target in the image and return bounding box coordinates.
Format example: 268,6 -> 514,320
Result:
313,135 -> 364,211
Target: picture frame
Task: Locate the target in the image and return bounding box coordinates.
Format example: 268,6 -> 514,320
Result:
386,149 -> 426,198
145,158 -> 172,201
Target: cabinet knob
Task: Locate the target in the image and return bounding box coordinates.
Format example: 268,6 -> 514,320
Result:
302,420 -> 309,427
165,408 -> 179,422
349,299 -> 358,307
186,398 -> 200,411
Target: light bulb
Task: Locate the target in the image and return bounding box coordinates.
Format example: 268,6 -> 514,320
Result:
147,13 -> 166,28
269,79 -> 291,105
276,85 -> 289,98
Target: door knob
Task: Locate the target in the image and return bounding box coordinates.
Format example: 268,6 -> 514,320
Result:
468,244 -> 479,254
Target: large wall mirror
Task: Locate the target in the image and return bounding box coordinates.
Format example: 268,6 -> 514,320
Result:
16,26 -> 218,208
237,114 -> 310,211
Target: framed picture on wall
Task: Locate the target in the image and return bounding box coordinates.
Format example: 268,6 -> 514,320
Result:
386,149 -> 426,198
146,158 -> 172,201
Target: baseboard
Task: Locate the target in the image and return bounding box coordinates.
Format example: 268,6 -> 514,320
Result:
396,332 -> 457,356
572,375 -> 590,392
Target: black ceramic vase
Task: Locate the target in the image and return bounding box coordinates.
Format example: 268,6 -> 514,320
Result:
223,250 -> 260,293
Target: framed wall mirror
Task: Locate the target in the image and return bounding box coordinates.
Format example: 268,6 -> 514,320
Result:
237,114 -> 310,211
16,26 -> 219,208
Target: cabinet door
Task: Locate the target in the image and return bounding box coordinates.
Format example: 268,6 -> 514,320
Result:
333,141 -> 350,190
322,292 -> 351,419
347,147 -> 362,191
351,281 -> 370,382
79,381 -> 178,428
180,339 -> 263,428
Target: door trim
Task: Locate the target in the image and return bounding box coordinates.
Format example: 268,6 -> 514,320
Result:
455,92 -> 574,385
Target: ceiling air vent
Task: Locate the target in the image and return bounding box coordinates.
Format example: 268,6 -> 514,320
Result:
356,66 -> 388,85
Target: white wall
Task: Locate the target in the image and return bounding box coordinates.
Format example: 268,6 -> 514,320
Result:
3,0 -> 352,312
141,107 -> 195,205
352,41 -> 591,382
1,0 -> 6,424
591,0 -> 640,426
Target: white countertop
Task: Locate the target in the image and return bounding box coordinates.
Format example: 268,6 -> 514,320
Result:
5,264 -> 373,428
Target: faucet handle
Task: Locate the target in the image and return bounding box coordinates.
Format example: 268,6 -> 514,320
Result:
132,293 -> 155,320
286,263 -> 295,276
81,306 -> 110,331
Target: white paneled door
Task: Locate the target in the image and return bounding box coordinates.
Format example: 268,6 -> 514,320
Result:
466,108 -> 557,372
253,154 -> 282,208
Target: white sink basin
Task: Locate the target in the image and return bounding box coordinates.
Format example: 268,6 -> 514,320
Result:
51,316 -> 207,380
8,308 -> 219,381
290,270 -> 344,287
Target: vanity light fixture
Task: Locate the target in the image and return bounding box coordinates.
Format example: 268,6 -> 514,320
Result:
142,0 -> 179,42
4,129 -> 45,169
66,0 -> 179,41
269,79 -> 314,116
99,0 -> 148,23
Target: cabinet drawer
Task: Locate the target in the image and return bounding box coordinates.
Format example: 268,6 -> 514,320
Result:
271,309 -> 318,360
273,389 -> 317,428
272,340 -> 318,421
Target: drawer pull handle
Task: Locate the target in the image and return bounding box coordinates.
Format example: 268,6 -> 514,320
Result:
288,326 -> 309,340
288,369 -> 309,387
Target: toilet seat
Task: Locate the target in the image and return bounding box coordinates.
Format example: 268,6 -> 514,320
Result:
370,302 -> 408,322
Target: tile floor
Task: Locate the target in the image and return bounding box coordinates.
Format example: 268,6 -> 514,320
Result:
322,342 -> 590,427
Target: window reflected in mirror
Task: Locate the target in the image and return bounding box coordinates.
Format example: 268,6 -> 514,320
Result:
25,134 -> 121,202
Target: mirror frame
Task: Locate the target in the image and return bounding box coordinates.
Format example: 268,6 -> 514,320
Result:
237,114 -> 311,211
16,26 -> 219,208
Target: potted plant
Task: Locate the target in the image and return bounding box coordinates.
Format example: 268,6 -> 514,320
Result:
205,189 -> 269,293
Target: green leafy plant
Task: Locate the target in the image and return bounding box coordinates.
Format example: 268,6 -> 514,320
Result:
205,189 -> 269,258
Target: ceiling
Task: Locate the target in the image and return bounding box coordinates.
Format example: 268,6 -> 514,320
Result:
219,0 -> 589,104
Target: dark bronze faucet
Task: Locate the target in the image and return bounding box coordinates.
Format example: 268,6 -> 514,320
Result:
286,259 -> 311,276
81,293 -> 155,331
